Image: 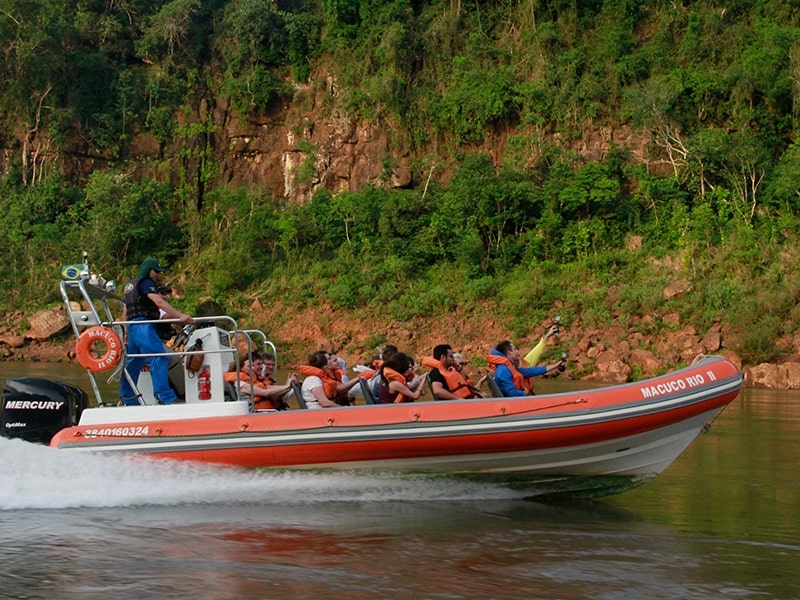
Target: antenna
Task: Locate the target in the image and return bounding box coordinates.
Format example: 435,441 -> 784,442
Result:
80,251 -> 90,280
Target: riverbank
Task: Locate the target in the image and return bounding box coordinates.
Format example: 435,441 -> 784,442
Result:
2,301 -> 798,389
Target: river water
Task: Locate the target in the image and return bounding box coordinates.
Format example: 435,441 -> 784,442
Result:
1,362 -> 798,599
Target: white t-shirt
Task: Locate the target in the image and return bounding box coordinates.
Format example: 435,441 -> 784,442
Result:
301,376 -> 324,409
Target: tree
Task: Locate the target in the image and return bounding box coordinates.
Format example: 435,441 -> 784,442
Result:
0,1 -> 72,183
136,0 -> 202,66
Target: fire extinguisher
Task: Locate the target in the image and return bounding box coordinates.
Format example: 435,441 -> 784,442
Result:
198,365 -> 211,400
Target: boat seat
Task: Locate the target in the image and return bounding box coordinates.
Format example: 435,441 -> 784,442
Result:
290,380 -> 307,409
358,377 -> 377,405
370,377 -> 382,401
425,373 -> 442,401
485,374 -> 504,398
223,381 -> 238,402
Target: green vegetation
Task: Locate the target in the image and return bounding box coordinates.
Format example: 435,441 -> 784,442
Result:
1,0 -> 799,366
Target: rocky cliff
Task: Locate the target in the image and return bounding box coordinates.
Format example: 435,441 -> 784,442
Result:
54,68 -> 652,206
72,76 -> 414,205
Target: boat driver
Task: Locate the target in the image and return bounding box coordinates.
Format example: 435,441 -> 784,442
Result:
120,258 -> 194,405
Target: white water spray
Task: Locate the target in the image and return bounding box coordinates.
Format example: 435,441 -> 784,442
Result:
0,438 -> 526,510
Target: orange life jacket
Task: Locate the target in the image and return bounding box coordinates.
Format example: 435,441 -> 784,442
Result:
486,354 -> 534,395
420,356 -> 473,399
257,373 -> 276,387
355,367 -> 376,379
223,370 -> 274,387
381,366 -> 410,403
224,370 -> 281,409
254,373 -> 281,409
326,366 -> 352,404
450,369 -> 477,399
224,369 -> 262,386
298,365 -> 340,400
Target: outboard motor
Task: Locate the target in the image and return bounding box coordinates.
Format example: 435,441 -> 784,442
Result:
1,378 -> 89,444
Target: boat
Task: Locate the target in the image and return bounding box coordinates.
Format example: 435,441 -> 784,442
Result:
0,259 -> 743,498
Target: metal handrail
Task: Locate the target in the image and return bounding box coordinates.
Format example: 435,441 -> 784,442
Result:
61,275 -> 277,407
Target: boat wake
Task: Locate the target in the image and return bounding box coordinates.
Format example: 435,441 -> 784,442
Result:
0,437 -> 528,510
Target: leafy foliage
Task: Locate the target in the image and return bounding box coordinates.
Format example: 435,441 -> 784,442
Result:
1,0 -> 800,365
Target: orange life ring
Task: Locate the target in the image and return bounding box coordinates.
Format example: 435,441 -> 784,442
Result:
75,326 -> 123,373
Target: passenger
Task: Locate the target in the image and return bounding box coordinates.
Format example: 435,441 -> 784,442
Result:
257,352 -> 287,390
120,258 -> 194,405
345,354 -> 378,401
366,344 -> 398,398
378,344 -> 399,363
299,351 -> 342,409
487,340 -> 565,397
452,352 -> 488,399
326,352 -> 360,405
407,360 -> 425,394
381,344 -> 424,394
423,345 -> 486,400
378,352 -> 425,404
364,344 -> 424,398
224,353 -> 296,410
422,344 -> 459,400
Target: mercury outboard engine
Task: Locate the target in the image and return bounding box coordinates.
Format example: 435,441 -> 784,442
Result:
1,378 -> 89,444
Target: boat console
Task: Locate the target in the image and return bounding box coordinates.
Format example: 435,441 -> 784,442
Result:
134,325 -> 236,405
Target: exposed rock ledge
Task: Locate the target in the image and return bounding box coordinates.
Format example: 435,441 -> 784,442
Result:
1,305 -> 795,389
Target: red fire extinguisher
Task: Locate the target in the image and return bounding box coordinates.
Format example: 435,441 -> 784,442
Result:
198,365 -> 211,400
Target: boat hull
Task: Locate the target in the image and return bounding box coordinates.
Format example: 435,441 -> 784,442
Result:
49,356 -> 741,497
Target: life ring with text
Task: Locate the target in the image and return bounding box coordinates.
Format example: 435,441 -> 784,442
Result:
75,326 -> 123,373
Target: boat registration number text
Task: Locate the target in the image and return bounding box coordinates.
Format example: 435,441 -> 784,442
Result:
83,426 -> 150,437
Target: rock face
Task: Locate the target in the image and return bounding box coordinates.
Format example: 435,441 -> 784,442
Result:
0,335 -> 25,348
25,308 -> 71,341
584,350 -> 631,383
744,362 -> 800,389
125,79 -> 408,205
662,279 -> 693,300
629,349 -> 661,376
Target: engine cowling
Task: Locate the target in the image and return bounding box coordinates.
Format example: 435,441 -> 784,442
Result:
1,378 -> 89,444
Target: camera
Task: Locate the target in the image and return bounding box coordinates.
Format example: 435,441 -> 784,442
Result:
172,324 -> 195,348
558,352 -> 567,372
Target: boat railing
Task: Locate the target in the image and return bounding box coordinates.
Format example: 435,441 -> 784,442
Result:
61,274 -> 278,407
120,315 -> 239,359
61,277 -> 125,405
60,278 -> 122,339
113,316 -> 270,406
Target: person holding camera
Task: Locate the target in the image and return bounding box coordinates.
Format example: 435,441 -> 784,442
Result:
487,340 -> 566,397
